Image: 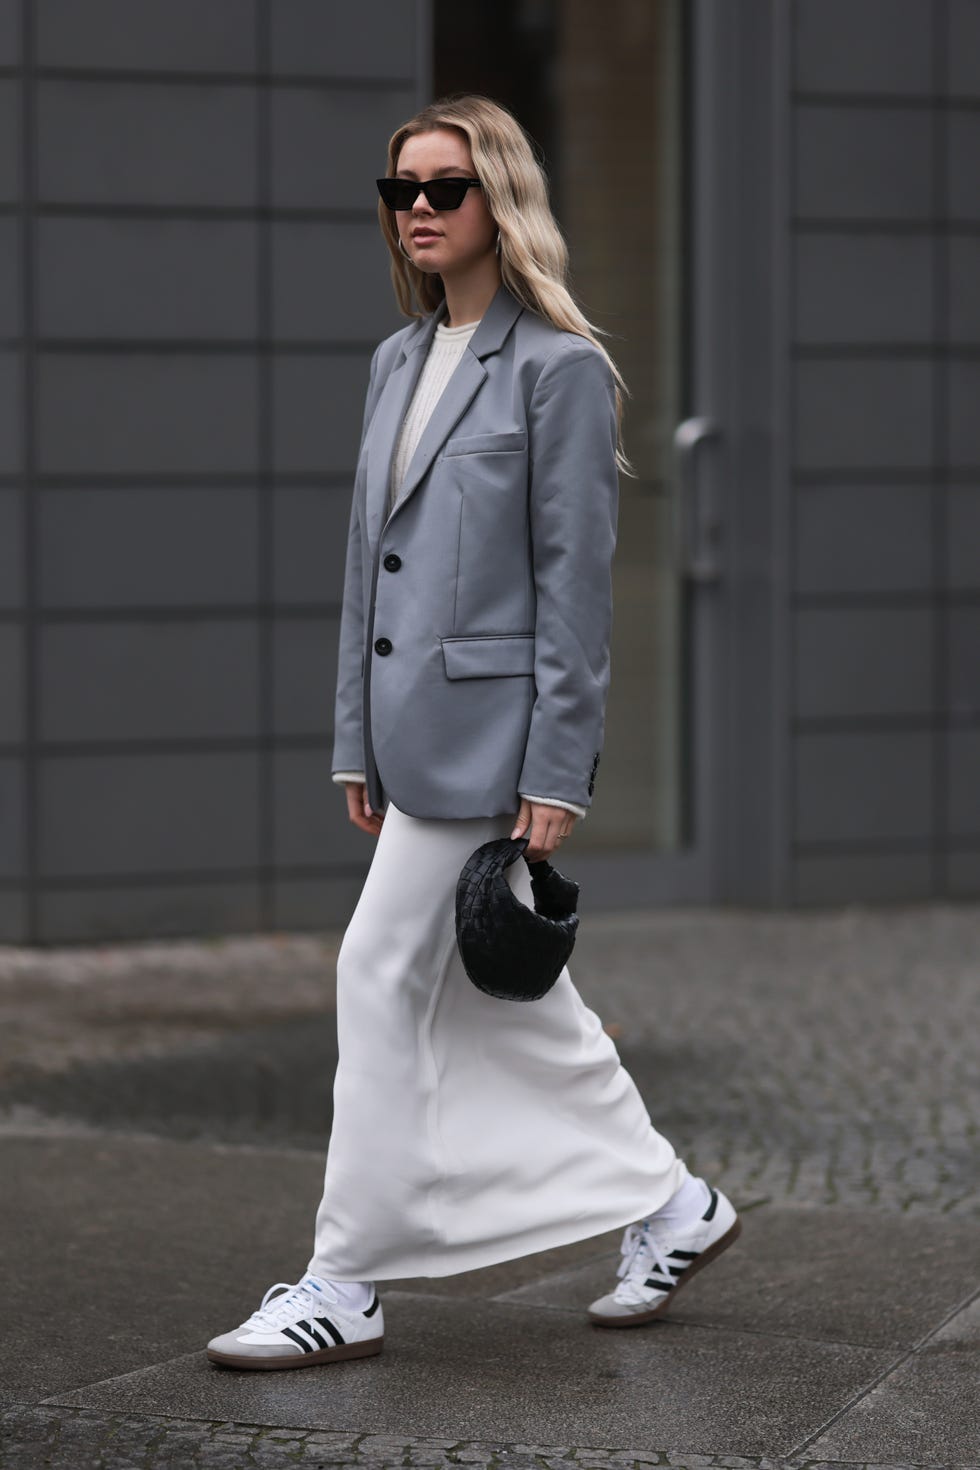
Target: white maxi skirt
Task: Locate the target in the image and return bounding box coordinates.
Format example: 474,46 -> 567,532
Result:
307,799 -> 688,1282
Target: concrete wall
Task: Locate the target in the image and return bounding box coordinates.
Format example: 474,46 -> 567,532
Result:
2,0 -> 977,940
0,1 -> 425,942
787,0 -> 980,903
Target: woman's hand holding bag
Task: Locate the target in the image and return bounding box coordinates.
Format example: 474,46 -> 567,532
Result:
510,797 -> 577,862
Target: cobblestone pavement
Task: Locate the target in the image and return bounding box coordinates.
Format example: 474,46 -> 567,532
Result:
1,905 -> 977,1216
1,1402 -> 964,1470
1,904 -> 978,1469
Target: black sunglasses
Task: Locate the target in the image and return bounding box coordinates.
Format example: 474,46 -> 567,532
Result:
376,176 -> 483,211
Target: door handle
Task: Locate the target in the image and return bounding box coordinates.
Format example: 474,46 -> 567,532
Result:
672,416 -> 722,584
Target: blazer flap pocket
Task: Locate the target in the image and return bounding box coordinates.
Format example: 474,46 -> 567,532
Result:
443,430 -> 528,458
441,633 -> 536,679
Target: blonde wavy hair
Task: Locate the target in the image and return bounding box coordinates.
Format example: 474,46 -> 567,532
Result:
379,93 -> 634,477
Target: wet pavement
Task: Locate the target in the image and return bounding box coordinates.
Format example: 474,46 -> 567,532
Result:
1,905 -> 978,1469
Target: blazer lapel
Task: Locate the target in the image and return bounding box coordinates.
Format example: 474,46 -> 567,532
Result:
364,281 -> 525,558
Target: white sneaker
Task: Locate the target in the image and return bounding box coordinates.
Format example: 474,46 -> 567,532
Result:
587,1183 -> 741,1326
207,1274 -> 384,1369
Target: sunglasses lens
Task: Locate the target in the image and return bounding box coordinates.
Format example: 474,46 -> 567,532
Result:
424,180 -> 467,209
377,178 -> 478,210
377,179 -> 413,209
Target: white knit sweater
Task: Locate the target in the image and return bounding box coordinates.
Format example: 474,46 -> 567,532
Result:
333,316 -> 588,821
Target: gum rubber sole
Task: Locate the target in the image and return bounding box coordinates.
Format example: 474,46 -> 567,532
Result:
207,1334 -> 384,1370
587,1216 -> 743,1327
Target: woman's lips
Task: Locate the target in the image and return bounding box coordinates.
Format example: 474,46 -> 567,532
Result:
412,231 -> 441,243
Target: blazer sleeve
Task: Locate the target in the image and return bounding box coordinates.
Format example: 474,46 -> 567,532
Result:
331,344 -> 383,777
516,341 -> 619,814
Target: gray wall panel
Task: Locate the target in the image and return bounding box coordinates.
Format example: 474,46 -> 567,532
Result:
794,359 -> 933,471
949,110 -> 980,221
949,607 -> 980,718
795,484 -> 933,595
0,81 -> 19,205
948,850 -> 980,897
38,751 -> 260,877
794,608 -> 934,720
270,0 -> 417,77
0,351 -> 21,474
0,758 -> 24,878
272,221 -> 405,342
271,87 -> 417,209
0,622 -> 23,742
274,748 -> 360,866
794,0 -> 933,95
37,488 -> 260,610
795,235 -> 933,345
38,881 -> 261,946
272,618 -> 336,737
273,353 -> 373,475
37,218 -> 259,340
949,0 -> 980,96
37,0 -> 258,72
948,238 -> 980,343
7,0 -> 428,939
0,0 -> 19,66
795,105 -> 933,220
274,487 -> 350,605
948,362 -> 980,469
37,354 -> 259,476
274,874 -> 371,933
794,731 -> 933,844
793,851 -> 933,906
786,0 -> 979,903
0,490 -> 23,608
39,622 -> 260,742
0,891 -> 27,944
948,487 -> 980,590
0,218 -> 20,339
37,80 -> 258,207
948,732 -> 980,839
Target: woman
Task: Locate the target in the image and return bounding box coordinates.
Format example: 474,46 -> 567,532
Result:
207,94 -> 740,1371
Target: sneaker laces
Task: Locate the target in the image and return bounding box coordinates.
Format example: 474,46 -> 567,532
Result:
613,1219 -> 676,1303
245,1277 -> 339,1331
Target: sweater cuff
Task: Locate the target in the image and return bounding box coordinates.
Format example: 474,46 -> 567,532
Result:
332,770 -> 366,786
520,793 -> 589,821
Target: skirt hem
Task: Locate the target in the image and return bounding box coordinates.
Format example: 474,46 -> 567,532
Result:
307,1157 -> 688,1283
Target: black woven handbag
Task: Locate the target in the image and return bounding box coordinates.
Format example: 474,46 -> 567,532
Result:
454,834 -> 580,1001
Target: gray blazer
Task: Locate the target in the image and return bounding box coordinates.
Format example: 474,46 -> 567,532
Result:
332,279 -> 619,820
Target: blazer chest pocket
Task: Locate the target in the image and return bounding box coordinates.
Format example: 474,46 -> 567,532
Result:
441,633 -> 535,679
442,430 -> 527,458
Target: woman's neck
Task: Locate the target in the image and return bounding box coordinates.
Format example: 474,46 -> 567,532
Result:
441,259 -> 502,329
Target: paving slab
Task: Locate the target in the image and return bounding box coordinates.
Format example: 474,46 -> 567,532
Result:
804,1293 -> 980,1466
0,1131 -> 717,1400
0,1133 -> 322,1402
43,1296 -> 891,1458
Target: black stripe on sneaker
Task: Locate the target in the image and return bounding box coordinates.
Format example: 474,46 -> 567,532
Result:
314,1314 -> 346,1346
702,1187 -> 719,1221
363,1294 -> 380,1318
281,1326 -> 317,1353
670,1249 -> 699,1261
643,1276 -> 674,1292
295,1319 -> 329,1351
